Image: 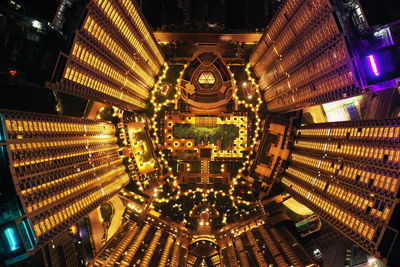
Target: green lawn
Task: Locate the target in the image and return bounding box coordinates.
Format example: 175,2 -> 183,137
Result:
173,124 -> 239,150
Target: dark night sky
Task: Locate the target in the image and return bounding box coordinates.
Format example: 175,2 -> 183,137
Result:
8,0 -> 400,30
7,0 -> 267,29
142,0 -> 267,29
11,0 -> 61,21
359,0 -> 400,26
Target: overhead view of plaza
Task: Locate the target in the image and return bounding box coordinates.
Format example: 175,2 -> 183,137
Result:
1,0 -> 400,266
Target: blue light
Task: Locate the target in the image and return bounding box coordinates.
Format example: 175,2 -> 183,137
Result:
22,220 -> 35,249
5,228 -> 20,251
5,253 -> 28,266
0,114 -> 6,141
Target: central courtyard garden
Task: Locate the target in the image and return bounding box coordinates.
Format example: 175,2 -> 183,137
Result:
173,124 -> 239,149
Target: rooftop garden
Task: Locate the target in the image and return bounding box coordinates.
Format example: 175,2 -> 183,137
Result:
173,124 -> 239,150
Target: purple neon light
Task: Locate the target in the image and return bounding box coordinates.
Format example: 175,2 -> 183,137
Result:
367,55 -> 380,76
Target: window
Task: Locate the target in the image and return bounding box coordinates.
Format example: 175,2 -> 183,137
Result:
198,72 -> 216,85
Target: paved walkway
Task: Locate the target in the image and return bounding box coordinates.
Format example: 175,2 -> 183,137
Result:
87,195 -> 125,253
107,195 -> 125,242
203,160 -> 208,194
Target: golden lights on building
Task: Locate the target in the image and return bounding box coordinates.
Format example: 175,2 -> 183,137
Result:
0,109 -> 129,249
54,0 -> 164,110
249,0 -> 361,112
88,213 -> 314,266
282,119 -> 400,263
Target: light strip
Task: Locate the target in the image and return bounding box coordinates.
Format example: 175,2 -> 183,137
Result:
22,220 -> 35,249
5,228 -> 19,251
367,55 -> 380,76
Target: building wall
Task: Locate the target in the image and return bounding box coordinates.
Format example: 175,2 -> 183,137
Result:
88,216 -> 185,267
90,211 -> 314,267
55,0 -> 164,111
249,0 -> 362,113
218,220 -> 314,266
282,119 -> 400,264
42,230 -> 79,267
0,109 -> 129,264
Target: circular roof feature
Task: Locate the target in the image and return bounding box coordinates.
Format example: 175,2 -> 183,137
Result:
178,52 -> 234,110
198,71 -> 216,86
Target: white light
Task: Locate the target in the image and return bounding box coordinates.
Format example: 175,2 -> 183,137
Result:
313,249 -> 321,256
368,257 -> 378,266
32,20 -> 42,29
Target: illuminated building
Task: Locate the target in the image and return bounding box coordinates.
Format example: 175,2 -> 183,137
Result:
0,109 -> 129,265
282,119 -> 400,264
88,214 -> 184,267
41,230 -> 80,267
216,217 -> 314,267
88,211 -> 313,266
2,0 -> 400,266
52,0 -> 164,111
249,0 -> 363,113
